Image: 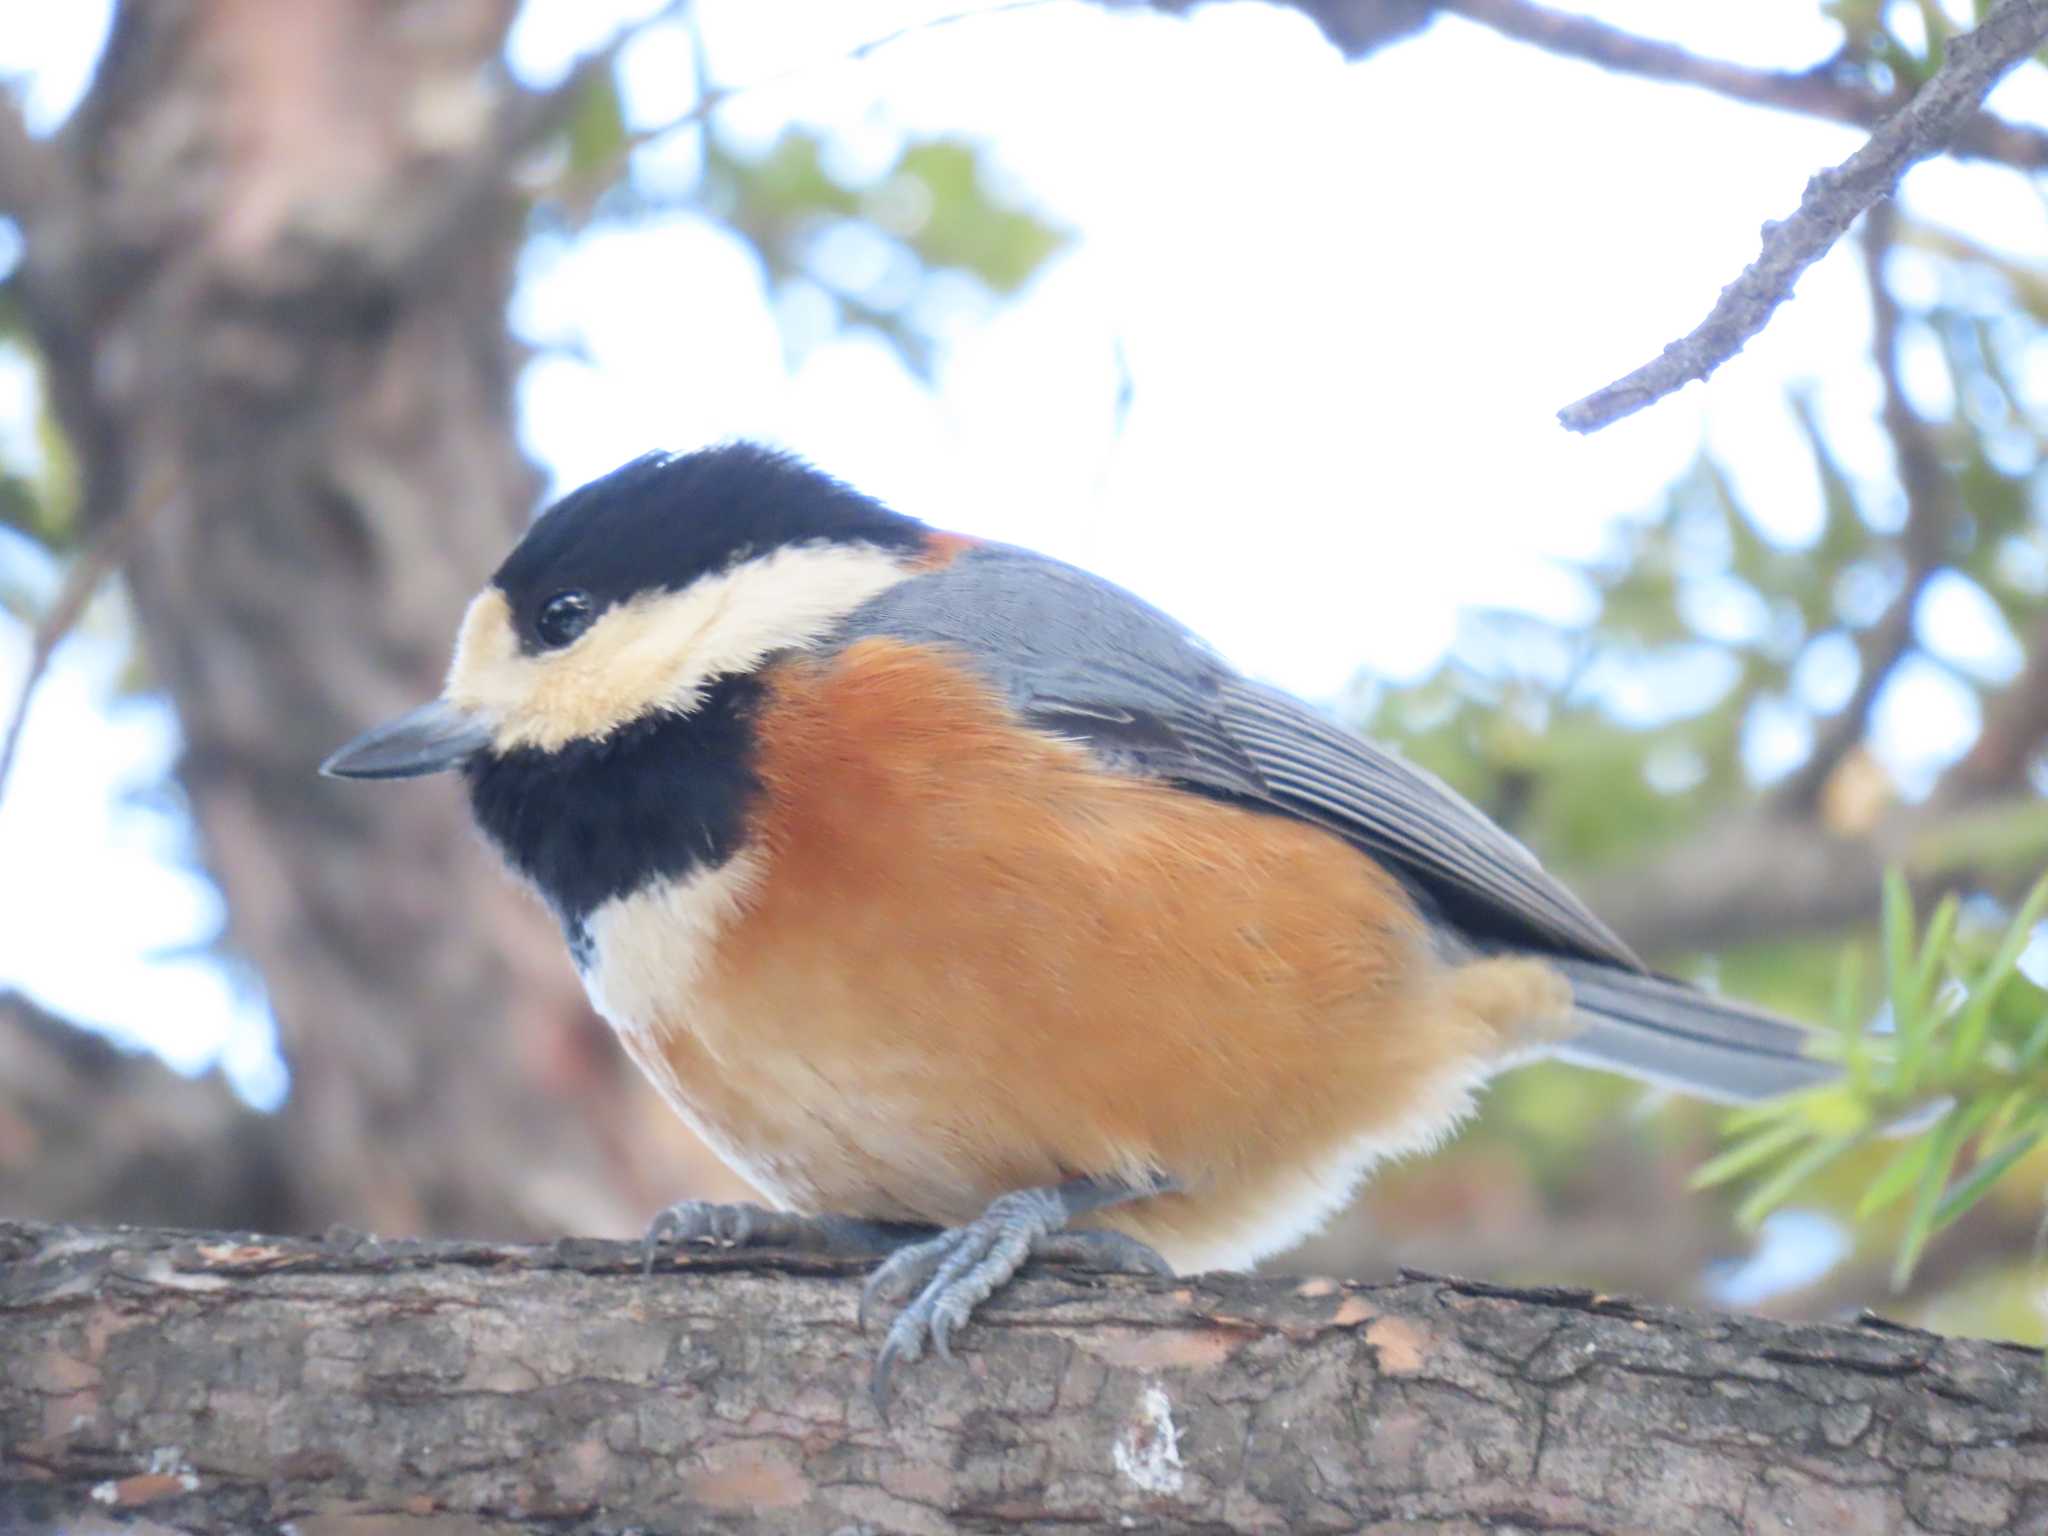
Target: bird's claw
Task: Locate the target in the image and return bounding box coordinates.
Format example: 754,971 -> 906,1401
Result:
642,1199 -> 779,1273
860,1189 -> 1169,1417
643,1201 -> 929,1274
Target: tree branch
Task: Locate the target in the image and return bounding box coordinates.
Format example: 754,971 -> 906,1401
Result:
1428,0 -> 2048,172
596,1 -> 1064,167
1576,793 -> 2048,958
1557,0 -> 2048,434
0,87 -> 53,226
1938,611 -> 2048,804
1773,202 -> 1953,816
0,455 -> 174,811
6,1221 -> 2046,1533
0,532 -> 125,811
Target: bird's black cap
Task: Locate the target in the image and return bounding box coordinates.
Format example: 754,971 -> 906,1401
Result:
492,444 -> 927,654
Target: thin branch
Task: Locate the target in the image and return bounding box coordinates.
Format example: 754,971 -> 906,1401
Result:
1557,0 -> 2048,435
542,0 -> 1064,167
1427,0 -> 2048,172
498,0 -> 694,158
1773,203 -> 1952,815
0,85 -> 53,225
0,468 -> 171,810
796,0 -> 1067,72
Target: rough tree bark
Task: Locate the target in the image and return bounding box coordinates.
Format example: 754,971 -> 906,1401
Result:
4,1221 -> 2045,1535
5,0 -> 738,1239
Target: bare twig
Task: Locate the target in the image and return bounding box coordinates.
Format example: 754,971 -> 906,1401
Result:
1557,0 -> 2048,435
499,0 -> 693,156
470,0 -> 1064,258
1426,0 -> 2048,172
0,536 -> 129,807
0,86 -> 53,224
621,0 -> 1062,155
0,473 -> 171,809
496,0 -> 1065,181
1774,203 -> 1952,815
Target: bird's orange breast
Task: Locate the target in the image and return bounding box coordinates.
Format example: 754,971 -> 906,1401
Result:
620,637 -> 1571,1271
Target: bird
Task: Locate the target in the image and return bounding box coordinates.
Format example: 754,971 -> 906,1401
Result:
322,442 -> 1830,1409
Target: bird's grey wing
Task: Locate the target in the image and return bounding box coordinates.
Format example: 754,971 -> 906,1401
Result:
842,542 -> 1642,971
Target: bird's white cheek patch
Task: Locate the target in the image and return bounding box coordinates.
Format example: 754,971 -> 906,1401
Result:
443,543 -> 915,753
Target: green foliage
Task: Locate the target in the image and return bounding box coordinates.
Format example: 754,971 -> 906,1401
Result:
1695,872 -> 2048,1288
0,281 -> 82,622
530,66 -> 1069,383
1360,195 -> 2045,913
1346,103 -> 2046,1332
1917,1260 -> 2048,1341
698,127 -> 1068,379
555,71 -> 631,218
1357,437 -> 1849,881
884,140 -> 1063,295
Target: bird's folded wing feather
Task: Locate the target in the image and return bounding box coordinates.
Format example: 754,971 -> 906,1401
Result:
841,542 -> 1643,972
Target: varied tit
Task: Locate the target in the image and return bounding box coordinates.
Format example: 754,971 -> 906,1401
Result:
324,444 -> 1828,1408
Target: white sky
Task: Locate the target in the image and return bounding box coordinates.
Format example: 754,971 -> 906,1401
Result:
1,0 -> 2043,1106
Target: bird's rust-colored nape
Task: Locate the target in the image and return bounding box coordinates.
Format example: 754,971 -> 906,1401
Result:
628,635 -> 1575,1272
912,529 -> 979,571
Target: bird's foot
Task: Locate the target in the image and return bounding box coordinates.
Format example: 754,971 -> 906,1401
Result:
642,1200 -> 928,1274
859,1182 -> 1171,1415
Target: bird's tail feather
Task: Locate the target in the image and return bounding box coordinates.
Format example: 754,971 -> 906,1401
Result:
1546,959 -> 1836,1105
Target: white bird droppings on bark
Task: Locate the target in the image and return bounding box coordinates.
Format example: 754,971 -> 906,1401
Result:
1112,1384 -> 1185,1495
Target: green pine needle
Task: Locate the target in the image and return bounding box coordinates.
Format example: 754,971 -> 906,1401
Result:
1701,869 -> 2048,1289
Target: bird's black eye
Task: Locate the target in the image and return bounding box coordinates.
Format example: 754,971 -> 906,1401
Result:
536,590 -> 595,649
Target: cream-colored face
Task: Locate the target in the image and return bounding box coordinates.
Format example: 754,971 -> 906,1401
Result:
444,540 -> 917,754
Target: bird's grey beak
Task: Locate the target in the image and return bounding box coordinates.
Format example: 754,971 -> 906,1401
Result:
320,700 -> 494,780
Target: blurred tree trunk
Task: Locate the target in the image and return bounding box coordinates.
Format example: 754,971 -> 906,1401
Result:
0,992 -> 290,1232
7,0 -> 733,1238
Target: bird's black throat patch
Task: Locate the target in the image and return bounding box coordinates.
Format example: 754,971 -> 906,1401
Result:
462,673 -> 764,944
